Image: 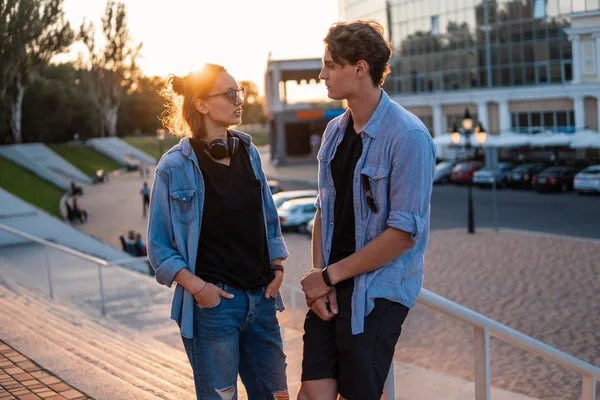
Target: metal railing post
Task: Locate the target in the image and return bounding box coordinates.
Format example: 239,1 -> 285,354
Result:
582,374 -> 597,400
382,363 -> 395,400
98,264 -> 106,316
43,247 -> 54,299
474,326 -> 491,400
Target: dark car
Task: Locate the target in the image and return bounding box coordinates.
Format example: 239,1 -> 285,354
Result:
532,166 -> 580,193
506,163 -> 547,189
450,161 -> 484,184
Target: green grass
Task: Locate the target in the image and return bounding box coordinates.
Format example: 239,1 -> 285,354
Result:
0,156 -> 64,218
124,135 -> 180,160
49,144 -> 122,178
124,131 -> 270,158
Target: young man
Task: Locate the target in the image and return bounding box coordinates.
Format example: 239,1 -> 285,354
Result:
298,20 -> 436,400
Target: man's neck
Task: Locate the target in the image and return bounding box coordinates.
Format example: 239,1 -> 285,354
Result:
347,86 -> 382,133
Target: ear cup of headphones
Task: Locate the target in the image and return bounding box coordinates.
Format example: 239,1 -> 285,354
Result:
207,139 -> 229,160
228,137 -> 239,158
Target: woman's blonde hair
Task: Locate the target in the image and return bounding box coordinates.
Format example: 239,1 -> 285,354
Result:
159,63 -> 226,138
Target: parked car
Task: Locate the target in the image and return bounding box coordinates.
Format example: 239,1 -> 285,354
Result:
532,166 -> 580,192
277,197 -> 317,232
434,161 -> 458,184
450,161 -> 484,184
574,165 -> 600,194
506,163 -> 548,189
472,162 -> 515,187
272,189 -> 318,209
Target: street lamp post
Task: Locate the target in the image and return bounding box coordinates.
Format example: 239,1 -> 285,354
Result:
451,109 -> 486,234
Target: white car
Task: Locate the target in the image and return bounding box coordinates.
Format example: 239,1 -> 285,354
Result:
574,165 -> 600,194
277,197 -> 317,233
472,162 -> 515,187
272,189 -> 318,209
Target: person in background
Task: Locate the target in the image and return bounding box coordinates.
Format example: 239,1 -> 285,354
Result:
140,182 -> 150,218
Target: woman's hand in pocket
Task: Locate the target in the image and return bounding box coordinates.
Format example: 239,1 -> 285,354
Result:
265,271 -> 283,299
194,282 -> 234,308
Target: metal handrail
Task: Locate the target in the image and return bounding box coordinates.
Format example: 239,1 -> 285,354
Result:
0,223 -> 148,315
280,284 -> 600,400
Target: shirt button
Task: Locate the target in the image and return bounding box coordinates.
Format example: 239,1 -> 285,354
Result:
330,221 -> 334,225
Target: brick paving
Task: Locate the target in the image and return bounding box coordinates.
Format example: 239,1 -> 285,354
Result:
0,341 -> 92,400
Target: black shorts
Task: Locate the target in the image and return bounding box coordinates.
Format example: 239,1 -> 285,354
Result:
301,280 -> 410,400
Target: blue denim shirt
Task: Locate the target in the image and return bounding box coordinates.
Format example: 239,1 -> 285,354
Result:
316,90 -> 436,335
147,131 -> 289,339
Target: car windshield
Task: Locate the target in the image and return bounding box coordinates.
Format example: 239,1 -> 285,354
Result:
436,162 -> 454,171
581,166 -> 600,174
280,200 -> 312,211
541,167 -> 563,174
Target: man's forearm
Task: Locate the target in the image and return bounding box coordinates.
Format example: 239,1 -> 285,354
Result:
311,209 -> 325,270
327,227 -> 414,285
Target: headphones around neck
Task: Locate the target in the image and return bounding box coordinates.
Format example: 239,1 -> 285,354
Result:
198,136 -> 239,160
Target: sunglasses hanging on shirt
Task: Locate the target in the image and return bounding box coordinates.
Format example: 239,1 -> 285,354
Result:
361,174 -> 378,213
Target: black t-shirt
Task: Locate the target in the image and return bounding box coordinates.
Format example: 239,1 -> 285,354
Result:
329,119 -> 363,277
190,136 -> 272,289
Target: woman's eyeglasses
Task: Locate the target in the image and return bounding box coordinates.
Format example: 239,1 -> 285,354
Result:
361,174 -> 378,213
204,87 -> 245,105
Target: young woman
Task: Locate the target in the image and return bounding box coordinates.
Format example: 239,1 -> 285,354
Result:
147,63 -> 290,400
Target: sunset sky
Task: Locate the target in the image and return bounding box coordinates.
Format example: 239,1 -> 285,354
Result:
61,0 -> 340,101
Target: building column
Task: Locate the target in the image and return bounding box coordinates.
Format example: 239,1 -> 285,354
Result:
272,67 -> 282,113
498,100 -> 511,134
432,104 -> 443,137
477,101 -> 489,131
597,96 -> 600,131
594,33 -> 600,83
573,95 -> 585,130
569,35 -> 581,84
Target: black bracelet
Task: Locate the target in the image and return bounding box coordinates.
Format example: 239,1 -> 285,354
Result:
322,267 -> 334,287
270,264 -> 284,272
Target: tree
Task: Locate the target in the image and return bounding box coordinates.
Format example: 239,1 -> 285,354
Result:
0,0 -> 74,143
238,80 -> 266,125
78,0 -> 142,137
117,75 -> 164,136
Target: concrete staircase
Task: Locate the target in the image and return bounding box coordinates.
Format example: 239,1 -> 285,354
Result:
0,279 -> 197,399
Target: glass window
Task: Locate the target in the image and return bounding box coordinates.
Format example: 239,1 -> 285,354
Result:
524,43 -> 535,62
543,112 -> 555,127
556,111 -> 568,126
550,62 -> 563,82
535,41 -> 549,61
525,65 -> 536,84
534,0 -> 547,17
513,65 -> 525,84
537,63 -> 549,83
519,113 -> 529,129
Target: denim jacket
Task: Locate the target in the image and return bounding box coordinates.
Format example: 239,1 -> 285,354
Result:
147,130 -> 289,339
316,90 -> 436,334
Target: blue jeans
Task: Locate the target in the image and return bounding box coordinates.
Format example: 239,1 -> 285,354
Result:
182,283 -> 288,400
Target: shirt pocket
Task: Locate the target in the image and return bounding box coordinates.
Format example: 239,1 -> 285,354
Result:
360,165 -> 391,202
170,189 -> 197,225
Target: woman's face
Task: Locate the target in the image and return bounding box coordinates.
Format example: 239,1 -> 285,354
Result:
200,72 -> 244,128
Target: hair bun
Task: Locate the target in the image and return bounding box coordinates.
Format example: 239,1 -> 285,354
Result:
171,76 -> 185,95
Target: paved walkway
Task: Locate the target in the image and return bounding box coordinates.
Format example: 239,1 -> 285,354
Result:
70,151 -> 600,400
0,341 -> 91,400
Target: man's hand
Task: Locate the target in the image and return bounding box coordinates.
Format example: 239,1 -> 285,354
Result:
265,270 -> 283,299
310,290 -> 338,321
301,268 -> 331,305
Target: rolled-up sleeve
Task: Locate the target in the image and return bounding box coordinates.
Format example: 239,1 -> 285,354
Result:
387,129 -> 436,241
147,171 -> 187,287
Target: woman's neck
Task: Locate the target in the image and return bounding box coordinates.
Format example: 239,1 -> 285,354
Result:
201,127 -> 228,143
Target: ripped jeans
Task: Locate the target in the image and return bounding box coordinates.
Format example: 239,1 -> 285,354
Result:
182,283 -> 288,400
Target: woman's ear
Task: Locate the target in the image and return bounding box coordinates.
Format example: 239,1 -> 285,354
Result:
195,99 -> 209,115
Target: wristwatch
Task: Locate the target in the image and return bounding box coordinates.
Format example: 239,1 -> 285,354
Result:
322,267 -> 334,287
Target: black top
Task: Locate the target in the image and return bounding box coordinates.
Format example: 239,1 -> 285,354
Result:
329,119 -> 363,276
190,136 -> 272,290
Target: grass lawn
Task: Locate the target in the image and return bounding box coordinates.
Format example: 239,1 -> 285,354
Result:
0,156 -> 64,218
124,130 -> 270,158
124,135 -> 180,160
49,143 -> 122,178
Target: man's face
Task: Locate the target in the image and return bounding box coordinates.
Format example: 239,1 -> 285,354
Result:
319,49 -> 357,100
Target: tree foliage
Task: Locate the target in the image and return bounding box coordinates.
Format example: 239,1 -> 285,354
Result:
78,0 -> 142,137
